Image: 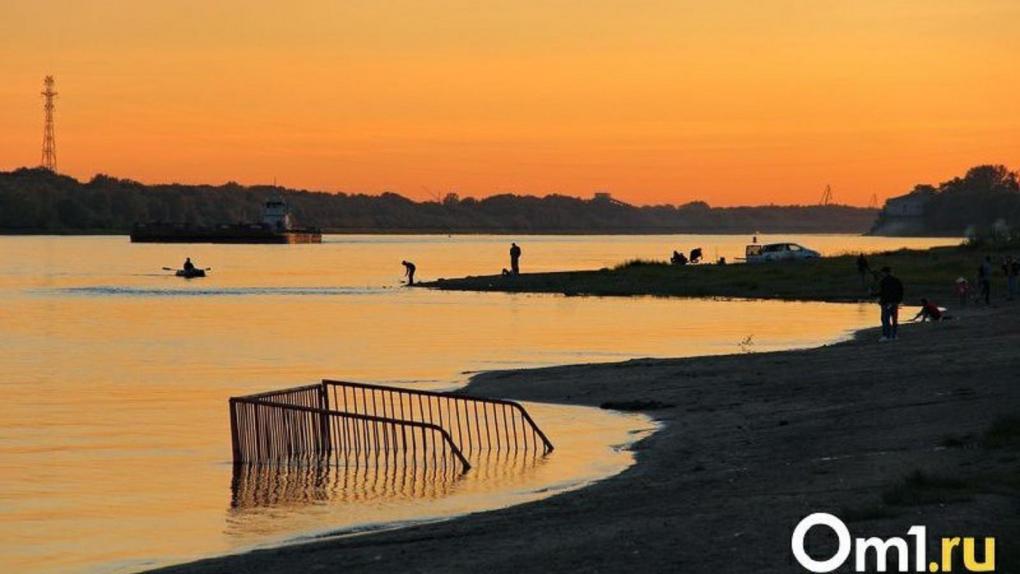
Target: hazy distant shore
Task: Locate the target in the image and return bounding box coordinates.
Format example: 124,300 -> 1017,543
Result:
153,300 -> 1020,573
0,228 -> 881,236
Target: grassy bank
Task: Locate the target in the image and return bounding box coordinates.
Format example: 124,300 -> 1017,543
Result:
419,244 -> 1007,303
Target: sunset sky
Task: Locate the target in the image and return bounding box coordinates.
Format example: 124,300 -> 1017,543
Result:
1,0 -> 1018,206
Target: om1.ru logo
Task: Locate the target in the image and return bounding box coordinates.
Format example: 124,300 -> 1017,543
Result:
792,513 -> 996,572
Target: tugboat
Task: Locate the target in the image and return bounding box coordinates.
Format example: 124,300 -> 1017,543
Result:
130,197 -> 322,244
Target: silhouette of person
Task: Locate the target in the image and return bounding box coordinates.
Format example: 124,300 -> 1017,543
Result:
978,255 -> 992,305
1004,256 -> 1019,301
183,257 -> 195,272
689,248 -> 703,264
876,266 -> 904,341
856,253 -> 870,288
912,298 -> 945,322
402,260 -> 416,285
955,277 -> 970,307
671,250 -> 687,266
510,243 -> 522,275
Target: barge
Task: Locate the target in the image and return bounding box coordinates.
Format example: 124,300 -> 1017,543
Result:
130,197 -> 322,244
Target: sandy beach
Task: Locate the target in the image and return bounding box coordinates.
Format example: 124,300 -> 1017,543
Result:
154,299 -> 1020,573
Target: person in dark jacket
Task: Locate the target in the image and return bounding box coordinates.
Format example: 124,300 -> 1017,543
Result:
509,243 -> 522,275
183,257 -> 195,272
876,266 -> 904,340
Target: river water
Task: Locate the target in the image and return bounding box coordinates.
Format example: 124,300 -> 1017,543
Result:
0,233 -> 957,573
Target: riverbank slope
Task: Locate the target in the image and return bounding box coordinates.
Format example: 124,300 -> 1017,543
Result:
155,302 -> 1020,573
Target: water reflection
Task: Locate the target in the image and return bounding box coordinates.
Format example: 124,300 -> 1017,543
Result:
0,234 -> 953,573
227,450 -> 548,537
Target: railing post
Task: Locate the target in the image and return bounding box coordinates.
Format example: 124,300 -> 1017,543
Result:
319,382 -> 332,457
228,398 -> 241,463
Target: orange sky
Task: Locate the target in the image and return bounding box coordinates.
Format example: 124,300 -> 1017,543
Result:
1,1 -> 1018,206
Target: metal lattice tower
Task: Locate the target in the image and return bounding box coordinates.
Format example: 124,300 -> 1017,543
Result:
819,184 -> 833,205
41,76 -> 57,172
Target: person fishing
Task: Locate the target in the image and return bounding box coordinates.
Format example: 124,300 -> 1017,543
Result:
509,242 -> 522,275
401,260 -> 416,285
183,257 -> 195,272
875,266 -> 904,341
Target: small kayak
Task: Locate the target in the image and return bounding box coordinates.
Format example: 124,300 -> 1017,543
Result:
175,268 -> 206,278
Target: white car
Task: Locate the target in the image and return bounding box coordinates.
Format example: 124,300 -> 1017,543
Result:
744,242 -> 821,263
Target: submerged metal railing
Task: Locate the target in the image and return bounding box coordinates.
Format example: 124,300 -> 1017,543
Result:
229,380 -> 553,474
322,380 -> 554,455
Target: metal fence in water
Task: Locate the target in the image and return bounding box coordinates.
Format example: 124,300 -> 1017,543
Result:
229,380 -> 553,474
322,380 -> 554,455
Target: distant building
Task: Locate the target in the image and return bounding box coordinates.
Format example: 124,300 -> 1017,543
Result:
883,189 -> 933,217
592,191 -> 629,207
869,187 -> 935,235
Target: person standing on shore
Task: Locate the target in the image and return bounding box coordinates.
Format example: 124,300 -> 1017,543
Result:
401,260 -> 416,285
955,277 -> 970,307
856,253 -> 870,289
1003,256 -> 1018,301
978,255 -> 992,305
877,266 -> 904,341
510,242 -> 522,275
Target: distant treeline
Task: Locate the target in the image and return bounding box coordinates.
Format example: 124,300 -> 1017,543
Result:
0,167 -> 877,234
872,165 -> 1020,237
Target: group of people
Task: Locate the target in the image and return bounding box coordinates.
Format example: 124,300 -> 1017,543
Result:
977,255 -> 1020,303
862,249 -> 1020,342
671,248 -> 703,266
871,264 -> 946,342
951,254 -> 1019,306
401,242 -> 522,286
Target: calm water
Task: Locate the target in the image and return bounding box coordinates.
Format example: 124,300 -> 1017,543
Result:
0,234 -> 958,573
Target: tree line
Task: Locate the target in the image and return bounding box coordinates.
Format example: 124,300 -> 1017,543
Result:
872,165 -> 1020,237
0,167 -> 877,234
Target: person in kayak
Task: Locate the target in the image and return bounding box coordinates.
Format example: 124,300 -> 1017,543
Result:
183,257 -> 195,272
402,260 -> 416,285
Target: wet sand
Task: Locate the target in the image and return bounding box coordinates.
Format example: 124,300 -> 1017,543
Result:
154,303 -> 1020,573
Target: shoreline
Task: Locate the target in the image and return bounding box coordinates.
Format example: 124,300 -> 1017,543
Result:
0,230 -> 957,237
415,244 -> 991,303
153,301 -> 1020,573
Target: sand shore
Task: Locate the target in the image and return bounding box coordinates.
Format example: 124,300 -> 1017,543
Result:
153,300 -> 1019,573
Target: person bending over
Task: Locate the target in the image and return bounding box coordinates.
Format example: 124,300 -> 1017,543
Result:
401,260 -> 416,285
911,298 -> 946,322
